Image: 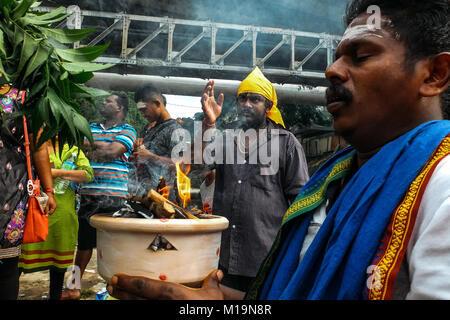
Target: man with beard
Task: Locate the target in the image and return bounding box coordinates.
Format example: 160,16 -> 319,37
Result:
193,67 -> 309,292
107,0 -> 450,300
63,93 -> 136,299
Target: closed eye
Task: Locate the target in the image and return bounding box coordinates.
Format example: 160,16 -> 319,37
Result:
353,54 -> 372,63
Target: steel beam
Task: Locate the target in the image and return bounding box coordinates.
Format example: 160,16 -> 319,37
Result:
88,72 -> 327,105
36,6 -> 341,82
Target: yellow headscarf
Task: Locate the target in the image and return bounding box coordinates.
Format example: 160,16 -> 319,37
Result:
237,67 -> 285,128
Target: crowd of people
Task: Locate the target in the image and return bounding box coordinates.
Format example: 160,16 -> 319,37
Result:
1,0 -> 449,301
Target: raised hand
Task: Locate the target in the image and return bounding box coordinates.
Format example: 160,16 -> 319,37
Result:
201,80 -> 224,125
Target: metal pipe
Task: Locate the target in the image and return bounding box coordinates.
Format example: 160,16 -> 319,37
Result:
88,72 -> 327,105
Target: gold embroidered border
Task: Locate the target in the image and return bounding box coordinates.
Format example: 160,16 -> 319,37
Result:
282,155 -> 354,224
368,137 -> 450,300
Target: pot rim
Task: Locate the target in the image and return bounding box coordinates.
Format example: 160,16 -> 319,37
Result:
89,214 -> 229,233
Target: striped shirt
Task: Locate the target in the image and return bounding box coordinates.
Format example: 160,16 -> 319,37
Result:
80,122 -> 137,198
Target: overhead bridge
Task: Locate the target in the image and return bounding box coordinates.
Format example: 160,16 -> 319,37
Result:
38,6 -> 342,104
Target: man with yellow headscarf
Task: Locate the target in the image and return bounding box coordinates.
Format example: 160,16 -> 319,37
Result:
196,67 -> 309,292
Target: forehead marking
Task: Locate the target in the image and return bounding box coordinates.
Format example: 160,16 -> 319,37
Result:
341,24 -> 384,42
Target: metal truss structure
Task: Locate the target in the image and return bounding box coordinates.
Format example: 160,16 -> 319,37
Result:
39,6 -> 341,83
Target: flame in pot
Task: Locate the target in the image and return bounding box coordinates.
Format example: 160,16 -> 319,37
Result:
158,186 -> 171,199
176,162 -> 191,208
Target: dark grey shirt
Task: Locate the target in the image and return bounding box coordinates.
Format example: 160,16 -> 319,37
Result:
129,119 -> 182,199
212,121 -> 309,277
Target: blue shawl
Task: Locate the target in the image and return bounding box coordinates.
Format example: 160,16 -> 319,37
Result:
247,120 -> 450,300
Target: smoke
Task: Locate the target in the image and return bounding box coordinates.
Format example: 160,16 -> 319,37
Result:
188,0 -> 349,34
41,0 -> 349,35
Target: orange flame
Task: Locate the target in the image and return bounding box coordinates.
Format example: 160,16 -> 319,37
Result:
176,162 -> 191,208
158,186 -> 171,199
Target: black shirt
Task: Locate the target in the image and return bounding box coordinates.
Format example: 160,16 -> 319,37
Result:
212,121 -> 309,276
129,119 -> 182,198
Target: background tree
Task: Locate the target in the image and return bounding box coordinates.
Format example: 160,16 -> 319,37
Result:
80,91 -> 147,133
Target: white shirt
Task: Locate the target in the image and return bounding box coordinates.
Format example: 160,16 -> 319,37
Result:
405,155 -> 450,299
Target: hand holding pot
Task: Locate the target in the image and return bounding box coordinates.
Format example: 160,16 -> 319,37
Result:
107,270 -> 225,300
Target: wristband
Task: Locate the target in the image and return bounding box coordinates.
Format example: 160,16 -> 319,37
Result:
202,118 -> 215,127
45,188 -> 55,195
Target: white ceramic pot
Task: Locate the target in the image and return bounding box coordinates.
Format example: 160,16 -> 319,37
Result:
89,214 -> 229,286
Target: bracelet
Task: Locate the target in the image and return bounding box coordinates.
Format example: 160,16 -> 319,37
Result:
202,118 -> 216,127
44,188 -> 55,194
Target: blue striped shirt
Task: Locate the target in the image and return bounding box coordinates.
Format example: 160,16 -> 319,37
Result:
81,122 -> 137,198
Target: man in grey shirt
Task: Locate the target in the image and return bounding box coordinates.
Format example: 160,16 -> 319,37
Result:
201,68 -> 309,291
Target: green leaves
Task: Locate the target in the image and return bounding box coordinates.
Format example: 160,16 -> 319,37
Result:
17,32 -> 39,74
54,43 -> 110,62
0,0 -> 114,148
39,26 -> 96,44
60,61 -> 115,74
0,29 -> 7,57
11,0 -> 35,20
23,41 -> 51,80
18,7 -> 68,27
71,82 -> 110,99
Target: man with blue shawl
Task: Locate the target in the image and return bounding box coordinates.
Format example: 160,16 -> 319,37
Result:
107,0 -> 450,300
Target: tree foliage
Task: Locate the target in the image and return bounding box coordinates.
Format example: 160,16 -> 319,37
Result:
0,0 -> 113,148
80,91 -> 148,134
278,103 -> 332,129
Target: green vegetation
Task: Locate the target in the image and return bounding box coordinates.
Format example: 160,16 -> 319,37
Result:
0,0 -> 113,148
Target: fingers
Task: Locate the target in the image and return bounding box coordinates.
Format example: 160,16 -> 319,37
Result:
201,92 -> 209,109
210,80 -> 215,98
202,269 -> 222,288
107,285 -> 147,300
134,138 -> 143,149
217,93 -> 224,107
199,270 -> 226,300
108,274 -> 205,300
47,197 -> 57,215
216,269 -> 224,282
108,273 -> 226,300
203,80 -> 213,96
108,274 -> 168,300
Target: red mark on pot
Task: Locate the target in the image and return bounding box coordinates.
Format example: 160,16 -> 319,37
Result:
216,247 -> 220,256
159,274 -> 167,281
99,249 -> 103,259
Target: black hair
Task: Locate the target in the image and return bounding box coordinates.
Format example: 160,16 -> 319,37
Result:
134,84 -> 167,106
345,0 -> 450,117
115,93 -> 129,117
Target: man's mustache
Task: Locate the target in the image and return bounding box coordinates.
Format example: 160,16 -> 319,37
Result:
326,83 -> 353,105
238,108 -> 255,117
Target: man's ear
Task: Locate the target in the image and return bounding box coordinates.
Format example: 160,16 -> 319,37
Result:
420,52 -> 450,97
154,98 -> 163,109
265,100 -> 273,113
